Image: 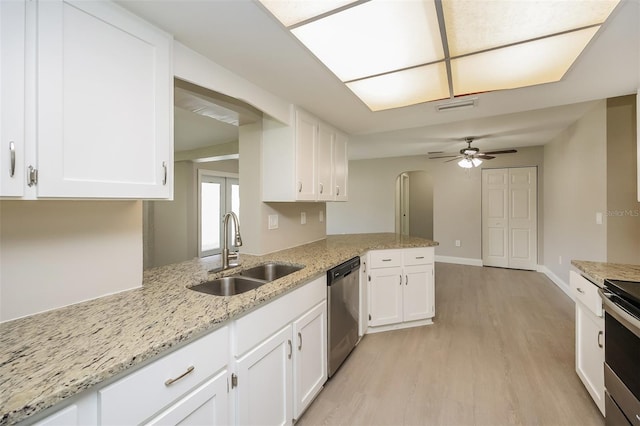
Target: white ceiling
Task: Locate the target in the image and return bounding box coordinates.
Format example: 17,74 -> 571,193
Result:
119,0 -> 640,159
174,107 -> 238,152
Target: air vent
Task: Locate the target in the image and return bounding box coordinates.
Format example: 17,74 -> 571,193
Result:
436,98 -> 477,112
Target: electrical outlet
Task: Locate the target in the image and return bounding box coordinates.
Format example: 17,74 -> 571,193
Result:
319,210 -> 324,223
301,211 -> 306,225
455,240 -> 461,247
596,212 -> 603,225
268,214 -> 278,230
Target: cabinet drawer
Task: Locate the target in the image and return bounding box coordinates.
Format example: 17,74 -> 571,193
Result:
402,247 -> 434,266
369,250 -> 402,268
99,326 -> 229,425
234,276 -> 326,356
570,271 -> 602,317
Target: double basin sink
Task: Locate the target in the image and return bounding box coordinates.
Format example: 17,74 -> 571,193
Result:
190,263 -> 303,296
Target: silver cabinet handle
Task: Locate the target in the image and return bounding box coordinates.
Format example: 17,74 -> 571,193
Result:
405,275 -> 408,285
597,330 -> 603,348
319,183 -> 324,194
298,181 -> 302,193
336,186 -> 340,196
287,339 -> 292,359
399,275 -> 402,285
298,332 -> 302,350
382,258 -> 392,262
162,161 -> 167,185
577,287 -> 585,294
416,256 -> 424,259
9,142 -> 15,177
164,365 -> 194,386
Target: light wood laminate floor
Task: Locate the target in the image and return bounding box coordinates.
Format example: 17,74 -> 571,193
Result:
298,263 -> 604,426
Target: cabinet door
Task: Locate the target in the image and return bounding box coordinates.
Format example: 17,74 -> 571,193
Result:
0,0 -> 25,196
34,393 -> 97,426
369,267 -> 403,327
333,131 -> 348,202
146,370 -> 229,426
292,301 -> 327,420
575,302 -> 605,415
316,125 -> 334,201
403,264 -> 433,322
37,0 -> 172,198
236,325 -> 293,426
294,109 -> 317,201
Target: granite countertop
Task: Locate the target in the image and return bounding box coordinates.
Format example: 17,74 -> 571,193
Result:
0,233 -> 438,425
572,260 -> 640,287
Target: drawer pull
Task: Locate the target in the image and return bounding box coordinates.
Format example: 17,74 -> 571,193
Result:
164,366 -> 195,386
415,256 -> 424,259
597,331 -> 603,348
382,258 -> 392,262
577,287 -> 585,294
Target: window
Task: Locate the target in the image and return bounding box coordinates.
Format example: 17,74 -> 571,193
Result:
198,171 -> 239,257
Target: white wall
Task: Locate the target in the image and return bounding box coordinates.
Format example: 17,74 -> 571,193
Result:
0,201 -> 142,322
606,95 -> 640,264
328,146 -> 544,263
543,101 -> 607,284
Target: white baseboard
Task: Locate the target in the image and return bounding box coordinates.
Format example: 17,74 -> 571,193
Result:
435,256 -> 483,267
537,265 -> 573,301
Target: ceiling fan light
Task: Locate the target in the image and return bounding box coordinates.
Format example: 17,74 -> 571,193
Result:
458,158 -> 473,168
472,158 -> 483,167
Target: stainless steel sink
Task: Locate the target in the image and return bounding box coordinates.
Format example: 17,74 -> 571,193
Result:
190,276 -> 267,296
236,263 -> 303,281
191,263 -> 303,296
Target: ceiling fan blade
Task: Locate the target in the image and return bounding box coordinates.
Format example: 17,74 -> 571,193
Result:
483,149 -> 518,155
429,155 -> 460,159
444,156 -> 463,163
476,155 -> 495,160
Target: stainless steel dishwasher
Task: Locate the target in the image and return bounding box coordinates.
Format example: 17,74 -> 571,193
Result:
327,256 -> 361,378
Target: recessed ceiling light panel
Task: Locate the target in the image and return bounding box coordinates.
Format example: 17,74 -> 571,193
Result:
291,0 -> 444,82
258,0 -> 359,27
443,0 -> 619,57
346,63 -> 449,111
451,26 -> 600,96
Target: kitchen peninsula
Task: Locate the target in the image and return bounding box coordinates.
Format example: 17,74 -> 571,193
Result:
0,233 -> 437,425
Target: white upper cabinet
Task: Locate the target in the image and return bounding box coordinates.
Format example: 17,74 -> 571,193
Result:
0,0 -> 25,197
1,0 -> 173,199
263,106 -> 348,202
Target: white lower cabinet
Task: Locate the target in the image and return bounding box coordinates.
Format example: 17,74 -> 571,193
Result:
570,271 -> 605,415
30,277 -> 328,426
368,248 -> 435,332
235,325 -> 293,426
233,276 -> 327,426
146,370 -> 229,426
292,301 -> 327,419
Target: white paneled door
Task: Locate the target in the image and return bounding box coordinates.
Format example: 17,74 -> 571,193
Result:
482,167 -> 537,270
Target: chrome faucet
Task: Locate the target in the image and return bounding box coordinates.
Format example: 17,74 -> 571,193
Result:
222,211 -> 242,270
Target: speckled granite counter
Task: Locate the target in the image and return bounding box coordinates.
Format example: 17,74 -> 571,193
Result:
572,260 -> 640,287
0,233 -> 437,425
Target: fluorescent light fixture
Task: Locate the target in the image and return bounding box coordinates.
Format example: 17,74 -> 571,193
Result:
257,0 -> 620,112
291,0 -> 443,82
346,63 -> 449,111
451,26 -> 600,96
259,0 -> 359,27
443,0 -> 620,57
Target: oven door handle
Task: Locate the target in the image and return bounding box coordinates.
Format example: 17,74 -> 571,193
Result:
599,289 -> 640,339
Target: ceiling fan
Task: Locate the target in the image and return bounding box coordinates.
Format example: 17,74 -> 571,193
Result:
429,137 -> 517,168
